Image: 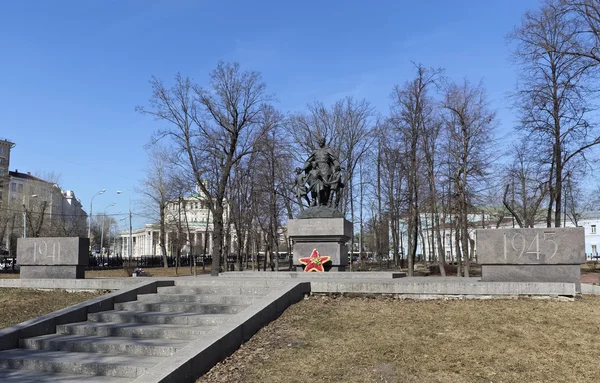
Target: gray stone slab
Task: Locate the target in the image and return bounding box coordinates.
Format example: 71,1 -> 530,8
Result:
0,278 -> 149,290
17,237 -> 89,266
0,349 -> 164,378
477,228 -> 585,264
581,283 -> 600,295
218,271 -> 407,279
308,280 -> 576,296
293,241 -> 348,268
56,322 -> 212,340
20,334 -> 189,356
0,369 -> 133,383
296,206 -> 344,219
481,264 -> 581,292
20,266 -> 85,279
288,217 -> 353,239
288,218 -> 353,269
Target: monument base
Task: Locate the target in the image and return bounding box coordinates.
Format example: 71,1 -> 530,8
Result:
481,264 -> 581,292
20,265 -> 86,279
288,217 -> 353,271
17,237 -> 89,280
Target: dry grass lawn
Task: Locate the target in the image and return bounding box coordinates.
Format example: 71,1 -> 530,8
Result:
0,288 -> 105,329
198,295 -> 600,383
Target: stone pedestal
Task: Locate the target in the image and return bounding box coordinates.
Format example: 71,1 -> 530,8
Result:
17,237 -> 89,279
288,216 -> 353,271
477,228 -> 585,291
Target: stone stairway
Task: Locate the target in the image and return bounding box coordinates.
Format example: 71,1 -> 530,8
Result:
0,280 -> 275,382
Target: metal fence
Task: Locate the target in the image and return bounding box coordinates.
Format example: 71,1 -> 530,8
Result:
86,254 -> 216,270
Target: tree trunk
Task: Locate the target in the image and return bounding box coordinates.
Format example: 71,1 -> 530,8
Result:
159,208 -> 168,268
454,216 -> 462,277
435,213 -> 446,276
210,202 -> 224,276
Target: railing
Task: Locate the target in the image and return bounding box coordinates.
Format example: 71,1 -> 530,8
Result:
86,254 -> 216,270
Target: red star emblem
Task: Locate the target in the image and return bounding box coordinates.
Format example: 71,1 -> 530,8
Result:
299,249 -> 331,272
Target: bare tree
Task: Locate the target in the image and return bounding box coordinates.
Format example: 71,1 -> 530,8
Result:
136,144 -> 178,268
443,80 -> 496,277
389,65 -> 442,276
378,121 -> 406,267
510,1 -> 599,227
138,62 -> 273,276
556,0 -> 600,67
502,141 -> 549,228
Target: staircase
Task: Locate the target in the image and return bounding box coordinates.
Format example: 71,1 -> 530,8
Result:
0,280 -> 275,382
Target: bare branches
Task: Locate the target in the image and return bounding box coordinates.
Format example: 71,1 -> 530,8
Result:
509,0 -> 599,227
138,62 -> 274,275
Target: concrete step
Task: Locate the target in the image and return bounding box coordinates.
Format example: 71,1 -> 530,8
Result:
157,285 -> 271,296
0,349 -> 165,378
137,293 -> 261,305
57,321 -> 213,340
88,310 -> 231,326
0,368 -> 133,382
114,301 -> 248,314
20,334 -> 189,357
172,278 -> 289,288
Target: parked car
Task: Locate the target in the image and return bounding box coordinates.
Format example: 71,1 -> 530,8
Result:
0,260 -> 17,270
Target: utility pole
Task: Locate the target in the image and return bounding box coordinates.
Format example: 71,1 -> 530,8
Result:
22,204 -> 26,239
359,162 -> 363,264
116,191 -> 133,261
129,207 -> 133,260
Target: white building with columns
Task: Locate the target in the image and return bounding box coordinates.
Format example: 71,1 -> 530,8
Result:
117,194 -> 234,259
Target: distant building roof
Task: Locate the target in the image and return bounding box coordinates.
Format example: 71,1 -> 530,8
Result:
577,211 -> 600,220
9,170 -> 46,182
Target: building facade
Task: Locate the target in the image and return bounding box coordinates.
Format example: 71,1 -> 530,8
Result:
117,193 -> 235,259
6,171 -> 87,238
0,139 -> 15,208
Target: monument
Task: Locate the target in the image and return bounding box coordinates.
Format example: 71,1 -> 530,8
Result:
288,136 -> 352,271
477,228 -> 585,291
17,237 -> 89,279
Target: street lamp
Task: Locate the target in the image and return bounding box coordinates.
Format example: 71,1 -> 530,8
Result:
88,189 -> 106,240
22,194 -> 37,238
100,202 -> 116,257
117,191 -> 133,260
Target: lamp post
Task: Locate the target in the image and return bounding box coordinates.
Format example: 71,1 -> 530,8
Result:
88,189 -> 106,240
22,194 -> 38,238
116,191 -> 133,260
118,216 -> 127,257
100,202 -> 116,257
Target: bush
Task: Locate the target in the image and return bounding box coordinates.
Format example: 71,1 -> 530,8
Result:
123,260 -> 137,277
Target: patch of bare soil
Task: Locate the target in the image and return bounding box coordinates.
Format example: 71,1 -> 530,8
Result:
0,288 -> 105,329
197,295 -> 600,383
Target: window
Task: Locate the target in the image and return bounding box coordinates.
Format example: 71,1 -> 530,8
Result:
592,245 -> 597,254
0,147 -> 5,156
0,158 -> 4,165
17,184 -> 23,193
0,169 -> 4,176
10,182 -> 15,192
592,225 -> 597,234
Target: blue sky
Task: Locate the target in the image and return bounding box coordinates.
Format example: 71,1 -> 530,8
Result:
1,0 -> 540,229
